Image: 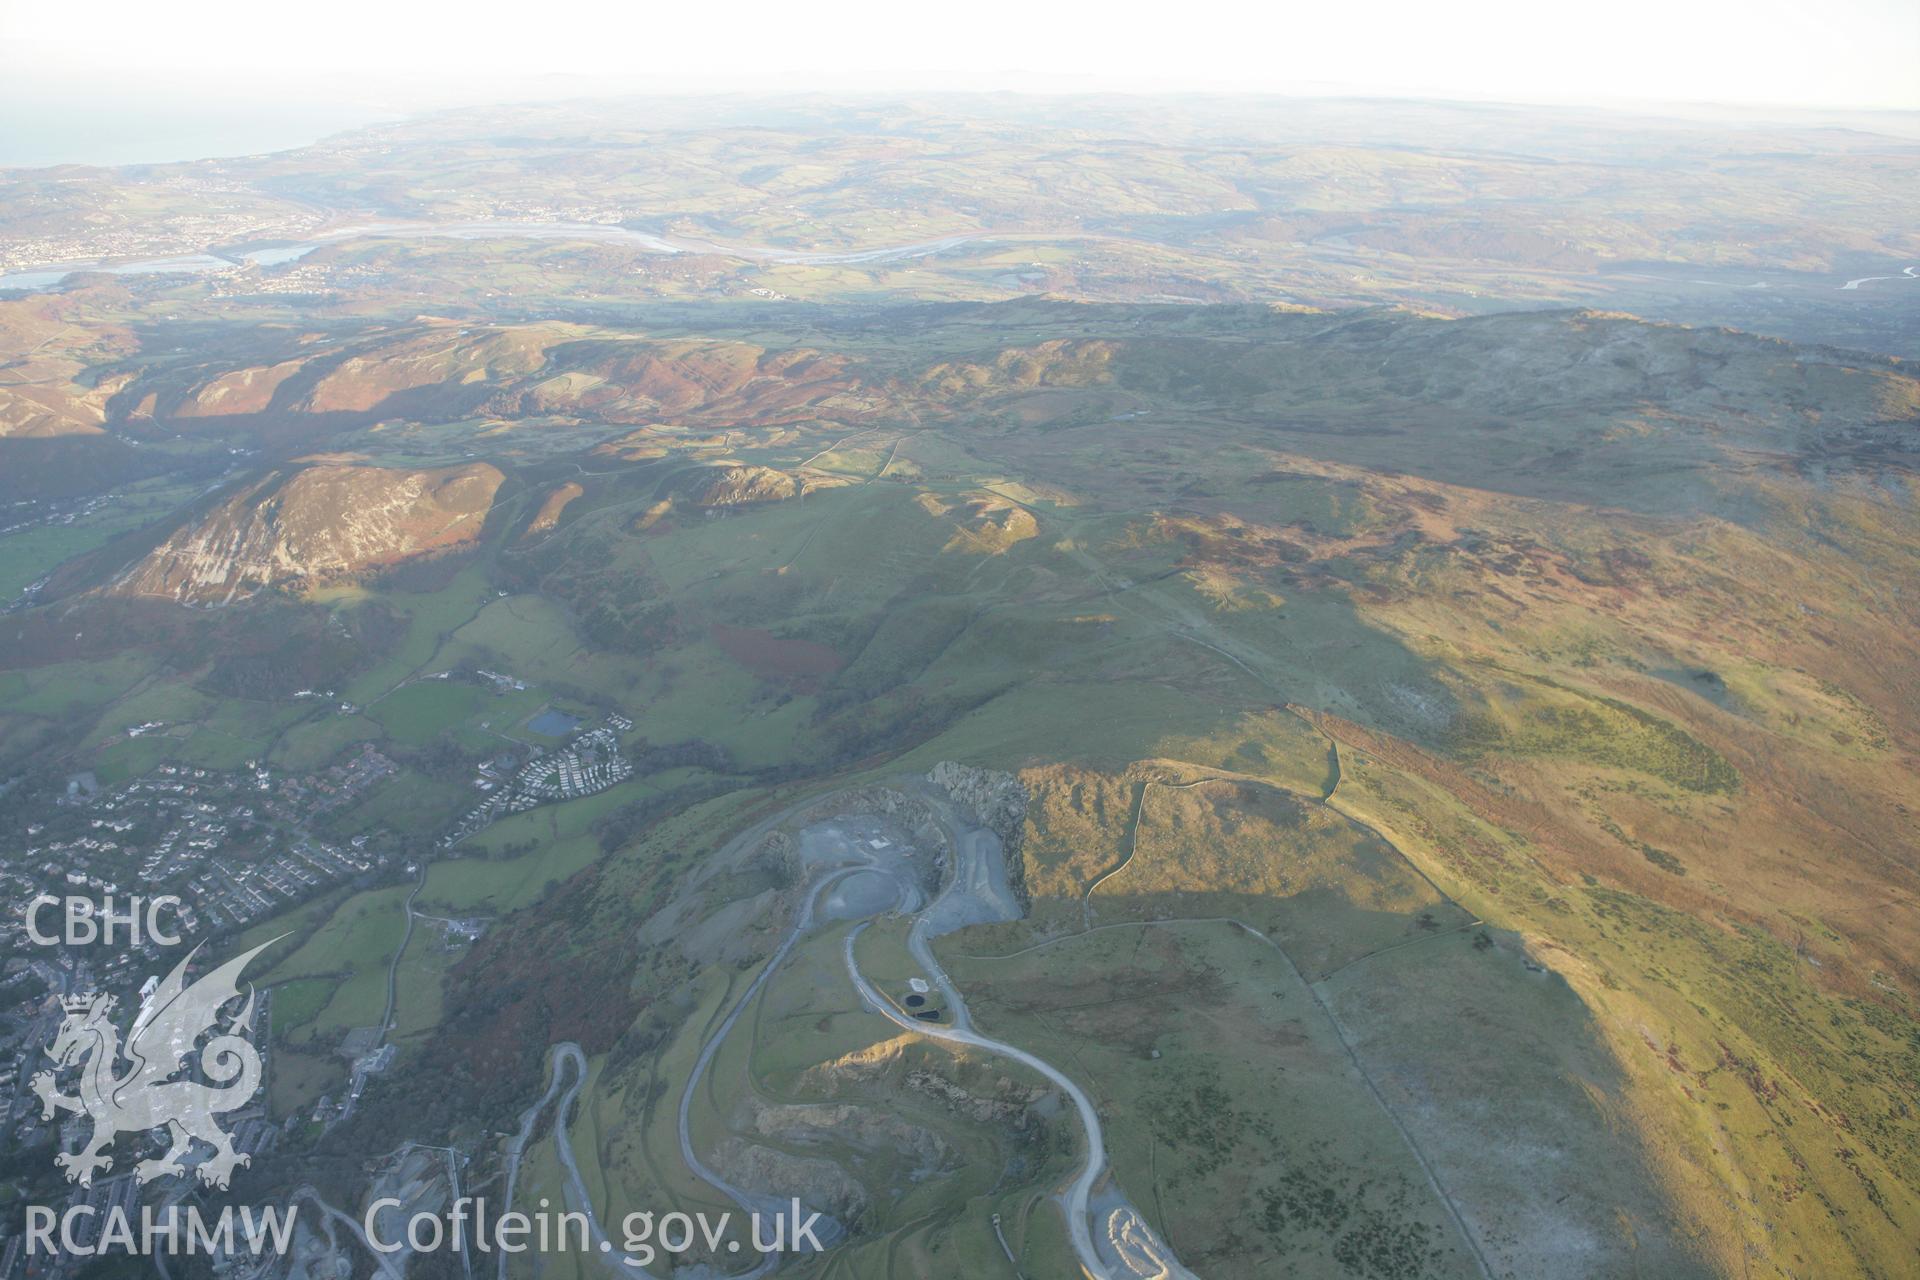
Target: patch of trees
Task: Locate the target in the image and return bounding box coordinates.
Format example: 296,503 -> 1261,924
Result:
578,599 -> 672,654
1255,1147 -> 1450,1280
810,685 -> 1009,769
1147,1063 -> 1273,1178
2,599 -> 205,669
200,602 -> 405,699
593,775 -> 737,852
359,861 -> 650,1139
823,597 -> 974,703
0,757 -> 69,823
365,549 -> 477,594
632,738 -> 734,774
394,733 -> 492,783
500,529 -> 680,656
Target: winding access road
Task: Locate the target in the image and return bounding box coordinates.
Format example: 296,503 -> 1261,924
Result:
505,1040 -> 679,1278
674,864 -> 871,1255
842,924 -> 1121,1278
505,790 -> 1191,1279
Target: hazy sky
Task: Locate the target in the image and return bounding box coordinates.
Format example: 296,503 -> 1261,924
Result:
5,0 -> 1917,111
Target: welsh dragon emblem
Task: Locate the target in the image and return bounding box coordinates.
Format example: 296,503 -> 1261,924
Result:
32,938 -> 279,1189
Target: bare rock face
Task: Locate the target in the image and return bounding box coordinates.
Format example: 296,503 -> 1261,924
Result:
108,462 -> 503,603
928,760 -> 1031,902
694,464 -> 802,507
707,1097 -> 954,1224
927,761 -> 1028,844
708,1136 -> 867,1223
521,481 -> 584,538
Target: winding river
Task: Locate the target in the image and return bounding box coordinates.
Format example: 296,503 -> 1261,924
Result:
0,223 -> 1032,291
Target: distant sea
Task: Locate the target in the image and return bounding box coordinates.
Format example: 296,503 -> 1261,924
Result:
0,86 -> 398,169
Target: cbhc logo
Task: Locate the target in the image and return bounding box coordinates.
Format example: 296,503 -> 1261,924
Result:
25,895 -> 184,947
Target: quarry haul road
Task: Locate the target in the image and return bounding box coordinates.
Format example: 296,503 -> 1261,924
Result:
292,1185 -> 404,1280
673,864 -> 868,1266
507,1042 -> 647,1277
843,922 -> 1193,1280
500,1044 -> 582,1280
514,1041 -> 737,1279
508,783 -> 1192,1279
511,866 -> 876,1280
841,924 -> 1108,1278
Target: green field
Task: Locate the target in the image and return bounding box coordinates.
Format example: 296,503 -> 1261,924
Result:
368,680 -> 484,745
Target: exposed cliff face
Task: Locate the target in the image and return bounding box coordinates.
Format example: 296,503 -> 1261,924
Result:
521,481 -> 584,538
928,760 -> 1030,903
107,462 -> 503,603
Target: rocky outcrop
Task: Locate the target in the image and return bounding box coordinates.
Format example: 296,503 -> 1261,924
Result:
107,462 -> 503,603
708,1136 -> 868,1223
693,465 -> 802,507
522,481 -> 584,538
804,1042 -> 1047,1135
903,1068 -> 1045,1133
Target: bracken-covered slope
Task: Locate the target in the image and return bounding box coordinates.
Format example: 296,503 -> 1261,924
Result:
136,325 -> 881,433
